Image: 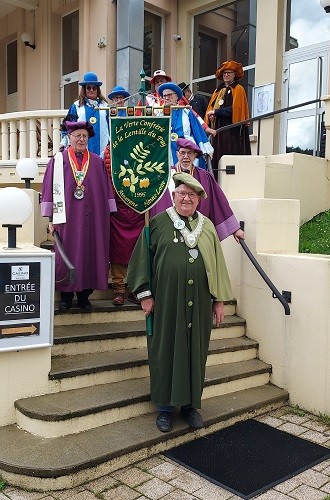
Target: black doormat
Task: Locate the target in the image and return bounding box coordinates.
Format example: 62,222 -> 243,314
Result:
164,419 -> 330,499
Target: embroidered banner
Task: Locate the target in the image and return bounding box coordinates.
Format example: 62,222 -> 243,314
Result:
110,116 -> 171,214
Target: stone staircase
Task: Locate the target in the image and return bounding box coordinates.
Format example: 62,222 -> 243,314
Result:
0,293 -> 289,491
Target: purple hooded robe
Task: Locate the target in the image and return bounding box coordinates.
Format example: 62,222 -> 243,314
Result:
41,149 -> 117,292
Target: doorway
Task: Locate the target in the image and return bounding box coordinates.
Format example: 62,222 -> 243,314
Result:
282,45 -> 329,156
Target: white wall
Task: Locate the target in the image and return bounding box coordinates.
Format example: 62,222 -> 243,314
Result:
221,194 -> 330,414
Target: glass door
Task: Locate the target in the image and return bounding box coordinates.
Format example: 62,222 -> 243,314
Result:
282,46 -> 328,156
61,10 -> 79,108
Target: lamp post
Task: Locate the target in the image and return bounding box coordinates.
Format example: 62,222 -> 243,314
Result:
320,0 -> 330,13
16,158 -> 38,188
0,187 -> 32,248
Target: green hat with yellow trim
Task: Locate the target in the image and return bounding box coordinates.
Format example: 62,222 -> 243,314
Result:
173,172 -> 207,199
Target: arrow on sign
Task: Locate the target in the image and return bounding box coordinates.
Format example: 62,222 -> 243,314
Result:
1,325 -> 37,336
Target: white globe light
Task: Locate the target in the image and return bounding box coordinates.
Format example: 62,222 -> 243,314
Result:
0,187 -> 33,225
16,157 -> 38,180
320,0 -> 330,12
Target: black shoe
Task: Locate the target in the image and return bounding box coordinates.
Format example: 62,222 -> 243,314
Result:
156,412 -> 173,433
127,292 -> 140,304
78,300 -> 92,311
59,301 -> 71,312
180,407 -> 204,429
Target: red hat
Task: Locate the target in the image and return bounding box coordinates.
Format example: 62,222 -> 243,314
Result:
176,138 -> 202,157
215,61 -> 244,80
150,69 -> 172,85
64,121 -> 95,138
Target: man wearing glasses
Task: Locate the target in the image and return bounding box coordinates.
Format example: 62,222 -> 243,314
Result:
128,172 -> 233,432
150,138 -> 244,243
41,121 -> 117,311
60,72 -> 109,156
157,82 -> 214,168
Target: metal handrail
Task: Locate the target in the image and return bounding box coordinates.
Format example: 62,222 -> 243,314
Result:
214,98 -> 322,155
239,239 -> 290,315
53,231 -> 76,284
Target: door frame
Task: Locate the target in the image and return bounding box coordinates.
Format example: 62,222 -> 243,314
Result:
281,42 -> 330,155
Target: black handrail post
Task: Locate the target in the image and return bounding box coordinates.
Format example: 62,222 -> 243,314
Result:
239,239 -> 290,315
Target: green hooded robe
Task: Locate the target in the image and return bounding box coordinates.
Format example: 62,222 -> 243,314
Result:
127,210 -> 233,408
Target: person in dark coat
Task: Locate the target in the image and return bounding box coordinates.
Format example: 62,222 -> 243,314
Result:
205,61 -> 251,177
178,82 -> 209,121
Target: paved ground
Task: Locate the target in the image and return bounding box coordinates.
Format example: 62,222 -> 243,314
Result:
0,405 -> 329,500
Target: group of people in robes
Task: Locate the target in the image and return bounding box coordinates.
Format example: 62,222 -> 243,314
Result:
41,60 -> 250,431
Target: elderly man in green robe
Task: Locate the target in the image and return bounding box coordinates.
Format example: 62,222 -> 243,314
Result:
128,172 -> 233,433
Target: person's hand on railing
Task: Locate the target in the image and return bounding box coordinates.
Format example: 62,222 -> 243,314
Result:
205,127 -> 216,137
233,228 -> 245,243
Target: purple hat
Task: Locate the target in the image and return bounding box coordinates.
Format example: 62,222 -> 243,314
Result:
158,82 -> 183,100
176,138 -> 202,157
64,121 -> 95,138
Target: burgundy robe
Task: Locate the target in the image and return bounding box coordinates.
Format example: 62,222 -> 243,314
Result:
150,165 -> 240,241
109,197 -> 145,265
41,150 -> 117,292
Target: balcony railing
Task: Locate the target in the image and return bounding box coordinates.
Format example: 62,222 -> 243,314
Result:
0,110 -> 66,161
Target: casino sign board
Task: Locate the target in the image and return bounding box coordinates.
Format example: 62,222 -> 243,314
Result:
0,253 -> 54,352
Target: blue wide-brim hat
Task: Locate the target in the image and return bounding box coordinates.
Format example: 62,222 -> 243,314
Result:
108,85 -> 130,100
79,72 -> 102,87
158,82 -> 183,100
64,121 -> 95,138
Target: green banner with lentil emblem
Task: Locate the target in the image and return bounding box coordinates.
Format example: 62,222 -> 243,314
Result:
110,116 -> 171,214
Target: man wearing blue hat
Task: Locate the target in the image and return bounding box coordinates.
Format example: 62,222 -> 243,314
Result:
157,82 -> 213,169
107,86 -> 130,117
61,72 -> 109,156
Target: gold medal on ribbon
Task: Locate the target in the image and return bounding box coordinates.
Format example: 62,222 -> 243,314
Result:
90,117 -> 97,124
171,132 -> 179,141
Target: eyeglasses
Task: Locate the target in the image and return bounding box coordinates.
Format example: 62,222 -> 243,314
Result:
69,133 -> 89,141
178,150 -> 196,157
163,92 -> 177,99
175,190 -> 198,199
223,71 -> 235,76
85,85 -> 97,91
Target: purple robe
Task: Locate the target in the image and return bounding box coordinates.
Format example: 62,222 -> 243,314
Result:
41,150 -> 117,292
150,166 -> 240,241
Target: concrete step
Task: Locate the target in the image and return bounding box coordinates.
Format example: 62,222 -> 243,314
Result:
52,315 -> 246,356
54,299 -> 238,326
49,336 -> 258,391
0,384 -> 289,491
15,359 -> 271,437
